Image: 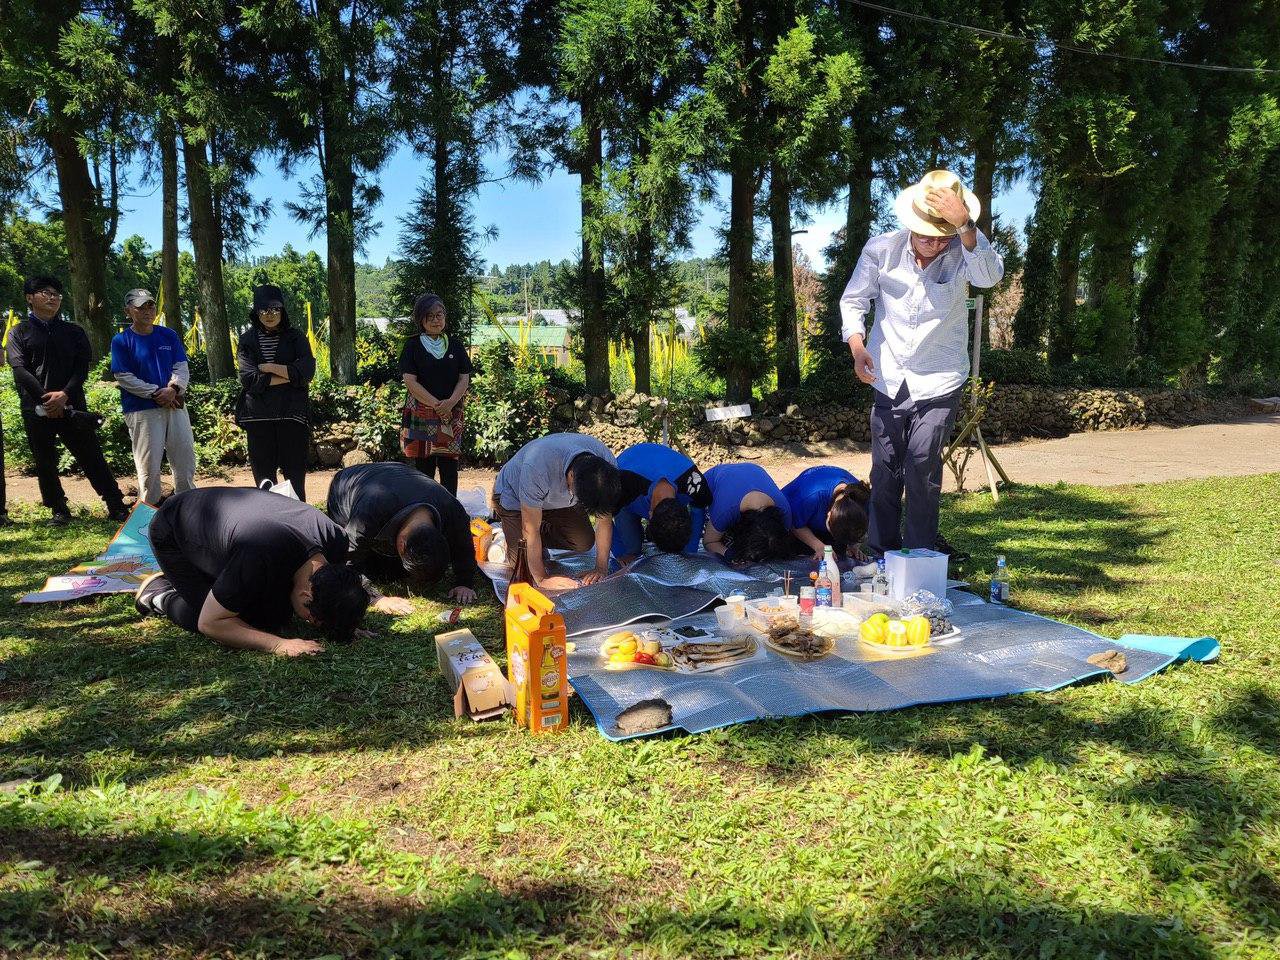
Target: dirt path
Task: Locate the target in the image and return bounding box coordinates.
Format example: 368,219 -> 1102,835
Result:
4,413 -> 1278,510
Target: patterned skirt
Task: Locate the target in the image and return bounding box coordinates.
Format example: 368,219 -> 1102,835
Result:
401,399 -> 465,460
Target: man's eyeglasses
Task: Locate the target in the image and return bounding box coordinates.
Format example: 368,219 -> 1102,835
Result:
35,289 -> 62,299
911,233 -> 953,246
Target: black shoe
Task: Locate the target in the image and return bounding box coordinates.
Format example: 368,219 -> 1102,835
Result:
107,503 -> 131,523
934,534 -> 970,565
135,572 -> 172,617
0,512 -> 12,527
50,508 -> 73,527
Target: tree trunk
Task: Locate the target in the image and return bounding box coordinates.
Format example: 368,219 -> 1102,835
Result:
1048,208 -> 1082,367
973,130 -> 997,345
722,0 -> 759,404
631,218 -> 654,395
632,322 -> 651,395
182,134 -> 234,380
769,160 -> 799,392
47,129 -> 112,359
578,99 -> 609,395
725,155 -> 757,403
845,151 -> 874,267
325,155 -> 358,383
160,116 -> 182,339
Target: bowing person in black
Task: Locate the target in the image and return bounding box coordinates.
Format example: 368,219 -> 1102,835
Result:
136,488 -> 370,656
327,461 -> 481,605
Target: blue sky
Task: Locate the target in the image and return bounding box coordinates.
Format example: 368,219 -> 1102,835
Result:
112,143 -> 1037,273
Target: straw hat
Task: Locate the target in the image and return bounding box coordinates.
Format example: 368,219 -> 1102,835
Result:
894,170 -> 982,237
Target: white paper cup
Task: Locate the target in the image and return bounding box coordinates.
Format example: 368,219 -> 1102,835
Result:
726,594 -> 747,617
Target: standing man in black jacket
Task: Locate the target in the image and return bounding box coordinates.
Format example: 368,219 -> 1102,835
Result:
327,461 -> 481,605
6,276 -> 128,525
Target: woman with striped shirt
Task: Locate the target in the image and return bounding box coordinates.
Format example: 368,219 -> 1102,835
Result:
235,284 -> 316,501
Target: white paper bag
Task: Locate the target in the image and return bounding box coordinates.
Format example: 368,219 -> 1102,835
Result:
259,478 -> 299,500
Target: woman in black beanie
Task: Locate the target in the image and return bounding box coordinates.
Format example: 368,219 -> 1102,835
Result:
235,284 -> 316,501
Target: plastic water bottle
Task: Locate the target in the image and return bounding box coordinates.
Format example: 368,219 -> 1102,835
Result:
872,559 -> 891,597
989,555 -> 1010,604
815,554 -> 832,608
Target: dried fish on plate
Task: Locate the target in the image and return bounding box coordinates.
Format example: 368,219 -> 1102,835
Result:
669,636 -> 758,673
763,622 -> 833,660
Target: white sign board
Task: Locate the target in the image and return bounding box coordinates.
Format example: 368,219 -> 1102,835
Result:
705,403 -> 752,423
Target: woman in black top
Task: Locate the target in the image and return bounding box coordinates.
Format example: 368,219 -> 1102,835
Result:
399,293 -> 472,495
235,284 -> 316,502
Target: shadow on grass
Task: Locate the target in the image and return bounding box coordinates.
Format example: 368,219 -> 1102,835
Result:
0,799 -> 1221,959
942,483 -> 1170,606
1,817 -> 590,957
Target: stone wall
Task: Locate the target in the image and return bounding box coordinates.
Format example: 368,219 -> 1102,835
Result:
553,386 -> 1220,463
308,385 -> 1227,467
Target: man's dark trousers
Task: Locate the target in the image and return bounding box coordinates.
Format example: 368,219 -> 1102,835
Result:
867,381 -> 962,555
21,414 -> 124,512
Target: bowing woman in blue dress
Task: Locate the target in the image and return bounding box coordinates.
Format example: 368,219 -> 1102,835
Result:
701,462 -> 795,563
782,465 -> 872,562
612,442 -> 711,563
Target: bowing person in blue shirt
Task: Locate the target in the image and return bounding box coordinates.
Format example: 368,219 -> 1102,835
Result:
612,442 -> 711,563
702,462 -> 795,563
782,465 -> 872,563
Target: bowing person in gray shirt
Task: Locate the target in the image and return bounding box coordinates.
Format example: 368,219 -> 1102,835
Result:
492,433 -> 621,590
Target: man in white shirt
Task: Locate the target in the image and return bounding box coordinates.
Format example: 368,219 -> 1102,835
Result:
840,170 -> 1005,556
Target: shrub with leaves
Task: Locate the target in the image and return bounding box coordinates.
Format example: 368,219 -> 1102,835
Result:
464,342 -> 555,463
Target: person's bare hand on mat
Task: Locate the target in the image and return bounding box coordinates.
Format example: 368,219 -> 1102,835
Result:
372,596 -> 415,616
448,585 -> 476,603
579,569 -> 609,586
539,575 -> 579,591
272,638 -> 324,657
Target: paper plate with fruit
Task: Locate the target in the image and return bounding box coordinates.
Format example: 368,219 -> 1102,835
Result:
600,630 -> 676,671
858,613 -> 936,653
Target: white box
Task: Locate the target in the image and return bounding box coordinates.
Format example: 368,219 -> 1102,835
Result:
883,548 -> 948,602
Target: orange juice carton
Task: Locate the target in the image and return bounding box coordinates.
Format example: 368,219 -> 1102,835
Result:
504,583 -> 569,733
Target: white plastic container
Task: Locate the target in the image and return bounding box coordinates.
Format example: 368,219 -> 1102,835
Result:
715,605 -> 746,631
840,592 -> 902,624
883,548 -> 948,602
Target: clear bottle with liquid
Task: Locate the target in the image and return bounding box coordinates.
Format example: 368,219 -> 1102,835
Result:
824,545 -> 842,608
815,556 -> 833,607
989,555 -> 1010,604
872,558 -> 891,597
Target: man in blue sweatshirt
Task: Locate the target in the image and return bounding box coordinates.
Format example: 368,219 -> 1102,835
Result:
110,289 -> 196,506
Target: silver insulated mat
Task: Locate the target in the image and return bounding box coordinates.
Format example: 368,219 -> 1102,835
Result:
487,549 -> 888,637
568,599 -> 1195,741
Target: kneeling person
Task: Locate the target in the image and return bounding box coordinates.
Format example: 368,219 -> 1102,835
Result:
327,461 -> 480,605
613,442 -> 711,563
493,432 -> 620,590
137,488 -> 369,656
703,463 -> 795,563
783,465 -> 871,562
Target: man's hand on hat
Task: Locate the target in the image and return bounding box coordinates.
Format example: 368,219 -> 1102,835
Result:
925,188 -> 971,228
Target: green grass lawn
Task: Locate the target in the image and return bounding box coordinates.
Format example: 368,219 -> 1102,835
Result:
2,474 -> 1279,959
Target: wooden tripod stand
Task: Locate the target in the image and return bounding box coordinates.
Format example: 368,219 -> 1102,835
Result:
943,294 -> 1012,501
